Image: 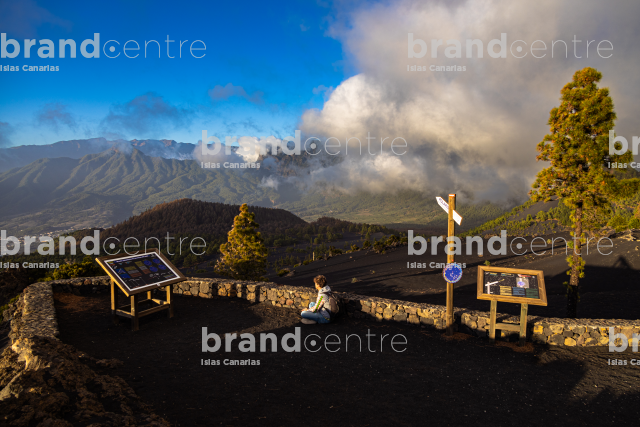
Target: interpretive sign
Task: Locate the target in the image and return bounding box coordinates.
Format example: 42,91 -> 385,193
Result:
97,249 -> 185,296
476,266 -> 547,346
477,266 -> 547,305
96,249 -> 186,331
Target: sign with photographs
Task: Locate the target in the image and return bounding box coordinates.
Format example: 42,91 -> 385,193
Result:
97,248 -> 186,296
477,266 -> 547,306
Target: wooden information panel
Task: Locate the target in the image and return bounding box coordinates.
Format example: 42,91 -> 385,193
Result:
96,249 -> 186,331
477,266 -> 547,306
476,266 -> 547,346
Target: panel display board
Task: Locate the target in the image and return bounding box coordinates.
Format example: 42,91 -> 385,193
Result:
477,266 -> 547,306
97,249 -> 186,296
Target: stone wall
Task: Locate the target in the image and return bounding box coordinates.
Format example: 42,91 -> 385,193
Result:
5,283 -> 59,345
40,276 -> 640,348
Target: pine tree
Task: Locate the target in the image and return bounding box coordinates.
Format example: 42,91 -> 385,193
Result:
530,67 -> 639,318
214,204 -> 268,281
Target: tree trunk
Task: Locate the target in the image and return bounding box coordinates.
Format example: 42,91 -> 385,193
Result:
567,207 -> 582,318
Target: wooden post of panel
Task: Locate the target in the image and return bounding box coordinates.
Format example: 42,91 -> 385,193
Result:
110,280 -> 119,325
166,284 -> 174,318
489,300 -> 497,342
519,303 -> 529,347
131,293 -> 139,332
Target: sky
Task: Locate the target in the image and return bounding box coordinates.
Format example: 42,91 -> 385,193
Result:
0,0 -> 348,145
1,0 -> 639,203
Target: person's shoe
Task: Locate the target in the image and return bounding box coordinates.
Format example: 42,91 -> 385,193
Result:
301,318 -> 317,324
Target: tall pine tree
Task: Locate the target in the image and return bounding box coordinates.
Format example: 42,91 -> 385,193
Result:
215,203 -> 268,281
530,67 -> 638,318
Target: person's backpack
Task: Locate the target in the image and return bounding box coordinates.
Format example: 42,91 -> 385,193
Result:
327,292 -> 340,319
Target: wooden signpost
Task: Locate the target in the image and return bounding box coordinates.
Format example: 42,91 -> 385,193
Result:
477,266 -> 547,346
96,248 -> 186,331
437,194 -> 463,336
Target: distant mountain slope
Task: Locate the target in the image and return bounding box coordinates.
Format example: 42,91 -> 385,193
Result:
279,190 -> 508,231
0,138 -> 195,172
102,198 -> 307,240
0,145 -> 512,235
0,148 -> 278,234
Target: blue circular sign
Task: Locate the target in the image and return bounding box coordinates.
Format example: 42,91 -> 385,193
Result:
443,263 -> 463,283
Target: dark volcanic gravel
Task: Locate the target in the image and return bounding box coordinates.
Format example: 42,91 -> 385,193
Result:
273,233 -> 640,320
54,292 -> 640,426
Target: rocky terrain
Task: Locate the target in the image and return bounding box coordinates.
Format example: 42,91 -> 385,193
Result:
0,286 -> 170,426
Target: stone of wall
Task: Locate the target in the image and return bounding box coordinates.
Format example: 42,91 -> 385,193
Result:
47,276 -> 111,295
46,277 -> 640,348
7,283 -> 59,344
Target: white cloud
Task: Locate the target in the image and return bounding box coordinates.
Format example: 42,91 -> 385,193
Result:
299,0 -> 640,202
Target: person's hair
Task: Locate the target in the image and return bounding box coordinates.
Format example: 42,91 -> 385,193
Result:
313,275 -> 327,287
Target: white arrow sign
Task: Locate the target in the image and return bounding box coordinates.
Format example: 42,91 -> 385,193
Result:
436,197 -> 462,225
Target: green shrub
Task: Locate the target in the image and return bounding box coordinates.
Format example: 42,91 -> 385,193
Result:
195,269 -> 207,274
350,244 -> 360,251
373,241 -> 386,254
302,260 -> 310,265
484,260 -> 491,266
44,256 -> 102,281
362,241 -> 371,249
386,235 -> 399,245
536,211 -> 547,221
628,218 -> 640,230
608,215 -> 629,232
277,269 -> 290,277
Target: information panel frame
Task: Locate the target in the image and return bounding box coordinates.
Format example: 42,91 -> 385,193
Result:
477,266 -> 547,306
97,248 -> 186,297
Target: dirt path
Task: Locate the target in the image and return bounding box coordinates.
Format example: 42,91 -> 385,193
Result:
53,292 -> 640,426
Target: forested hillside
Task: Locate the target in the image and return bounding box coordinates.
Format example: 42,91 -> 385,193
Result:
101,199 -> 307,240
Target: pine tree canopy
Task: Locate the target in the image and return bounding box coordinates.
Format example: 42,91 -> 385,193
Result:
530,67 -> 638,218
214,203 -> 268,281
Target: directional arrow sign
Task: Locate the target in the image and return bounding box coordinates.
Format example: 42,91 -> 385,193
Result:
436,197 -> 462,225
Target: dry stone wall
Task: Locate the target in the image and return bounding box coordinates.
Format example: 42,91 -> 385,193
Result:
5,283 -> 59,345
33,276 -> 640,348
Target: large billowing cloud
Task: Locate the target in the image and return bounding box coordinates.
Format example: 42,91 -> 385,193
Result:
298,0 -> 640,203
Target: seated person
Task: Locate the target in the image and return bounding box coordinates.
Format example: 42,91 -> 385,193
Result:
301,275 -> 332,324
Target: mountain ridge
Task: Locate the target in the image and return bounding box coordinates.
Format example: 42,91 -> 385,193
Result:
0,146 -> 512,235
0,148 -> 279,234
0,137 -> 196,173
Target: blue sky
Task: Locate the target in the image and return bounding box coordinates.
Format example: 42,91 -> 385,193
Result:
0,0 -> 353,146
